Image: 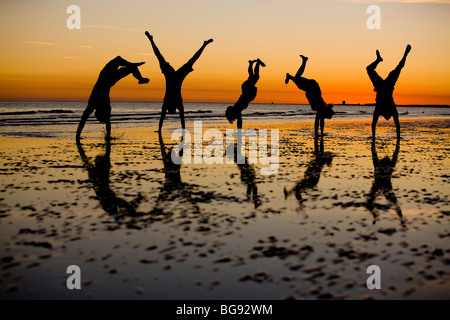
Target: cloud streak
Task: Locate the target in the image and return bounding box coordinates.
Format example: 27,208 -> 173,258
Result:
22,41 -> 59,46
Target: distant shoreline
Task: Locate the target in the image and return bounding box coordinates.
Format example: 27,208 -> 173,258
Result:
0,101 -> 449,108
359,104 -> 450,108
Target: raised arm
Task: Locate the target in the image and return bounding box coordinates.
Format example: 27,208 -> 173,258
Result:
145,31 -> 167,65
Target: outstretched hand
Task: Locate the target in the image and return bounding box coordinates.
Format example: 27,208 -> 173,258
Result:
145,31 -> 153,40
204,39 -> 213,45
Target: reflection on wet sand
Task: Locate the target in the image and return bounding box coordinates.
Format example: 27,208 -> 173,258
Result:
152,133 -> 201,216
226,135 -> 262,209
365,138 -> 405,226
76,140 -> 144,223
0,119 -> 449,299
237,158 -> 262,209
284,136 -> 334,205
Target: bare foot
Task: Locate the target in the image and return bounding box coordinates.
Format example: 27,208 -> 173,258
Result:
285,73 -> 291,84
300,54 -> 308,61
376,50 -> 383,62
257,58 -> 266,67
404,44 -> 411,56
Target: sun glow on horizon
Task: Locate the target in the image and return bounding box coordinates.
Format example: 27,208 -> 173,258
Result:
0,0 -> 449,105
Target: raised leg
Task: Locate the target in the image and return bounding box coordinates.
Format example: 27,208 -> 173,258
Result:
285,73 -> 293,84
294,55 -> 308,79
145,31 -> 168,67
248,59 -> 265,85
131,66 -> 149,84
253,59 -> 265,82
366,50 -> 384,86
248,60 -> 256,77
185,38 -> 213,69
397,44 -> 411,71
116,64 -> 149,84
386,44 -> 411,86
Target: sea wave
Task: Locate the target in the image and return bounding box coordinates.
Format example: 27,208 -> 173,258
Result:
0,109 -> 74,116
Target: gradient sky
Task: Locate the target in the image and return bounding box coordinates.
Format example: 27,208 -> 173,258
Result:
0,0 -> 449,105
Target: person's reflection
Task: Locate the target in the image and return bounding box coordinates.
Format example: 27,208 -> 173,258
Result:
238,158 -> 262,209
153,132 -> 200,215
226,135 -> 262,209
366,138 -> 404,225
284,136 -> 333,205
76,140 -> 143,220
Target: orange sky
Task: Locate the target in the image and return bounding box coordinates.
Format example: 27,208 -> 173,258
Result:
0,0 -> 449,105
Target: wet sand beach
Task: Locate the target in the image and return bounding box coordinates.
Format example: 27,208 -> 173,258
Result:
0,118 -> 449,300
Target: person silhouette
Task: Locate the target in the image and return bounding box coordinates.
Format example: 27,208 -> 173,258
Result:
284,136 -> 334,205
285,55 -> 334,137
365,138 -> 404,226
367,45 -> 411,140
226,59 -> 265,129
145,31 -> 213,133
76,56 -> 149,141
76,140 -> 144,223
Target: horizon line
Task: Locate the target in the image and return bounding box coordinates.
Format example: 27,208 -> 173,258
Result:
0,100 -> 448,107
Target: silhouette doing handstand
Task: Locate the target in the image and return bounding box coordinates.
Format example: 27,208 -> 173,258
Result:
285,55 -> 334,137
76,56 -> 149,141
145,31 -> 213,132
226,59 -> 265,129
367,45 -> 411,139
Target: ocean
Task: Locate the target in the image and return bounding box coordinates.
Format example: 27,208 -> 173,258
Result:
0,101 -> 449,138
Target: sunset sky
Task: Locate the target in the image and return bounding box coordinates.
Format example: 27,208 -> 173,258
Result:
0,0 -> 449,105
